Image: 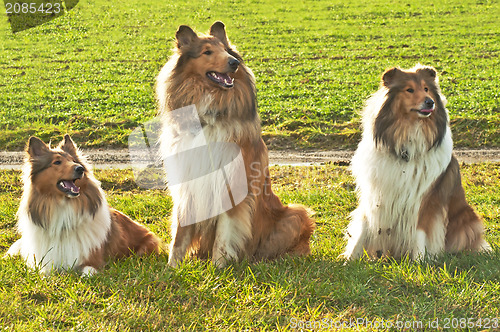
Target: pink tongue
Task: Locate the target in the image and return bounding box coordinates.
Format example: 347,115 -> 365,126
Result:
420,109 -> 433,113
218,73 -> 231,81
209,72 -> 233,85
63,180 -> 80,193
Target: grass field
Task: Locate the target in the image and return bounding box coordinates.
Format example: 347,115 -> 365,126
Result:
0,0 -> 499,150
1,1 -> 499,331
0,164 -> 499,330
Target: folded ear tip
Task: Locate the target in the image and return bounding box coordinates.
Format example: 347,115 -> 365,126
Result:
428,67 -> 437,77
384,67 -> 399,74
28,136 -> 42,145
382,67 -> 399,84
415,64 -> 437,78
177,25 -> 190,33
212,21 -> 225,28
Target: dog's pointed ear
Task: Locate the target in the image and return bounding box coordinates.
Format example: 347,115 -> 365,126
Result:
382,67 -> 402,88
209,21 -> 230,47
59,134 -> 78,155
27,136 -> 50,157
176,25 -> 198,49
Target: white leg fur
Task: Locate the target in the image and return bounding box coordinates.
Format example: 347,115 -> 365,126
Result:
212,213 -> 246,268
342,210 -> 367,260
168,222 -> 194,268
414,229 -> 428,260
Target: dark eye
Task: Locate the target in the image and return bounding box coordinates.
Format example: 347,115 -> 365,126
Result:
53,160 -> 61,165
424,87 -> 429,92
406,88 -> 414,93
203,50 -> 212,55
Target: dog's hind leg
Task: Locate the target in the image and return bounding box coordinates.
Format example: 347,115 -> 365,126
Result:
255,204 -> 314,260
427,157 -> 491,253
445,201 -> 491,253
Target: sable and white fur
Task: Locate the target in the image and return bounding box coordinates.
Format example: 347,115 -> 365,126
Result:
343,64 -> 490,260
157,22 -> 315,267
6,135 -> 161,275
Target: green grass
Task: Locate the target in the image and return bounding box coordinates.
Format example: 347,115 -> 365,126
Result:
0,1 -> 499,330
0,164 -> 499,330
0,0 -> 499,150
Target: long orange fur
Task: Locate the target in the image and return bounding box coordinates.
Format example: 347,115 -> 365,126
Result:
157,22 -> 315,267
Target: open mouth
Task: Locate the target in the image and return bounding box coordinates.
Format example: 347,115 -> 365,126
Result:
57,179 -> 81,197
206,71 -> 234,88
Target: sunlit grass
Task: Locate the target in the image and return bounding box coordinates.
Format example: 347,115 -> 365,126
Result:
0,163 -> 498,330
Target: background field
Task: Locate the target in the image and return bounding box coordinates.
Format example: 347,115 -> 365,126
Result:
1,0 -> 499,331
0,0 -> 499,150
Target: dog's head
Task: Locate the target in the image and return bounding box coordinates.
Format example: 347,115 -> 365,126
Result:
174,21 -> 241,89
26,135 -> 89,198
381,65 -> 441,118
373,64 -> 448,157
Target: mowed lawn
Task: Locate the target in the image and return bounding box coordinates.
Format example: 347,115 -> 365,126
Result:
0,165 -> 499,330
0,0 -> 498,150
1,0 -> 499,331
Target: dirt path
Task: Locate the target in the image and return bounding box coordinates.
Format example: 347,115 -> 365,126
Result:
1,149 -> 499,170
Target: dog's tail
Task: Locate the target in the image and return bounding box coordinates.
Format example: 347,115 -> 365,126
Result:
255,204 -> 315,259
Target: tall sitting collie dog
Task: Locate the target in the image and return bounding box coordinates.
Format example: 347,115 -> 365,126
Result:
343,64 -> 491,260
157,21 -> 314,267
6,135 -> 162,275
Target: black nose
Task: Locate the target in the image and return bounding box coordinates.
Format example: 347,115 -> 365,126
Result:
75,165 -> 84,176
228,57 -> 240,71
424,97 -> 434,109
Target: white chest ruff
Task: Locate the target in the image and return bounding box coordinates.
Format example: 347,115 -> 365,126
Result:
16,200 -> 111,273
350,127 -> 453,256
160,102 -> 249,228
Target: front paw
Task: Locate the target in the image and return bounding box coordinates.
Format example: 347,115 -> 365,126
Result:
81,266 -> 98,277
168,250 -> 183,268
4,239 -> 22,258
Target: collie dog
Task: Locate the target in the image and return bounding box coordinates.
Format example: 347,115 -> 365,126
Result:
343,65 -> 491,260
157,21 -> 314,267
6,135 -> 161,275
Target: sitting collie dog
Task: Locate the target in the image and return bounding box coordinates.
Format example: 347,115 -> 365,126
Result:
343,64 -> 491,260
6,135 -> 162,275
157,21 -> 315,267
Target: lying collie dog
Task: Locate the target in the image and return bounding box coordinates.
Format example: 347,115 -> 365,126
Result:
6,135 -> 161,275
157,21 -> 314,267
343,64 -> 490,260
